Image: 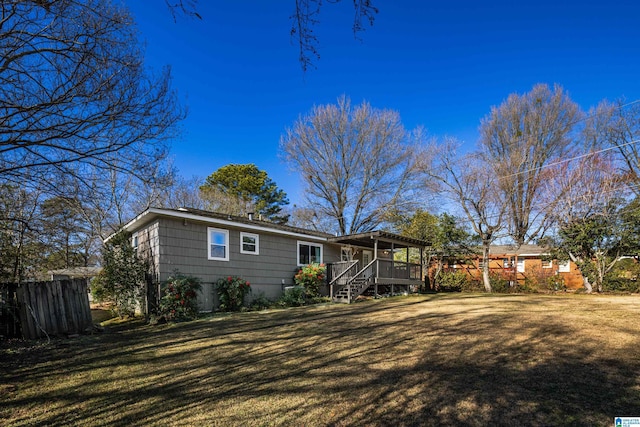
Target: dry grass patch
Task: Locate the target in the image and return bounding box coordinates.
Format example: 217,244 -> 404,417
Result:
2,294 -> 640,426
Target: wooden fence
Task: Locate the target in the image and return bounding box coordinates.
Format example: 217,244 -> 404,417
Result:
0,283 -> 20,338
0,279 -> 93,340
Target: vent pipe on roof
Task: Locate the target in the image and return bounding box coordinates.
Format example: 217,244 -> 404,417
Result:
248,212 -> 254,221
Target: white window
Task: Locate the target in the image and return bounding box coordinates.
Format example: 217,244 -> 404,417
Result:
558,260 -> 570,273
298,241 -> 323,265
341,247 -> 353,261
240,232 -> 259,255
503,258 -> 510,268
132,233 -> 139,251
517,259 -> 525,273
542,260 -> 553,269
208,227 -> 229,261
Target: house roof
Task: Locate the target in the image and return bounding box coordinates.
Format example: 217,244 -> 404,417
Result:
48,266 -> 102,279
489,244 -> 548,257
114,207 -> 335,242
328,230 -> 429,250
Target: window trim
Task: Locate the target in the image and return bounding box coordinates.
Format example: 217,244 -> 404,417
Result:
341,247 -> 353,262
240,232 -> 259,255
208,227 -> 229,261
297,241 -> 323,266
542,259 -> 553,269
132,232 -> 139,251
558,260 -> 570,273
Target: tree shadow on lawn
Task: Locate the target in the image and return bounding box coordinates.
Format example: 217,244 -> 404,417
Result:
2,294 -> 640,426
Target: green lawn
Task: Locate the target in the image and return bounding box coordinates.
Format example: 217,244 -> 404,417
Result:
2,294 -> 640,426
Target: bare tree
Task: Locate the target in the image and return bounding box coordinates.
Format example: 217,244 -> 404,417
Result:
424,138 -> 507,292
0,185 -> 42,282
479,84 -> 582,246
164,0 -> 202,20
594,99 -> 640,195
0,0 -> 183,197
280,95 -> 420,235
291,0 -> 378,72
156,175 -> 206,211
543,153 -> 629,292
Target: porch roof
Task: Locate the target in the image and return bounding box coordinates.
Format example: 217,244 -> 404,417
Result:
328,230 -> 428,250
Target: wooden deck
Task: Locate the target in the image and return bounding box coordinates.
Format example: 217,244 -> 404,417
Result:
328,259 -> 423,303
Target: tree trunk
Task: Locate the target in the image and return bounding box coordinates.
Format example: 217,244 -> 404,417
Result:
583,276 -> 593,293
482,244 -> 492,292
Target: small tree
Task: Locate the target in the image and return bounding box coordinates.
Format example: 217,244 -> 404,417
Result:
424,138 -> 507,292
200,164 -> 289,224
100,231 -> 147,317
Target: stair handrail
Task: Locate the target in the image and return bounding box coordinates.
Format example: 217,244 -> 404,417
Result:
329,260 -> 359,286
347,258 -> 377,285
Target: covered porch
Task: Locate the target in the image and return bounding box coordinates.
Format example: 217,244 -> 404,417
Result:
327,231 -> 428,303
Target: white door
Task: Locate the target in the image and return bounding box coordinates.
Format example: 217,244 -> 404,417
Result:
362,250 -> 373,266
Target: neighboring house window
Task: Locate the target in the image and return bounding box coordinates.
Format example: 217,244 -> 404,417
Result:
503,258 -> 510,268
558,260 -> 570,273
298,241 -> 322,265
208,227 -> 229,261
517,259 -> 525,273
240,232 -> 259,255
542,260 -> 553,269
341,247 -> 353,262
132,233 -> 139,251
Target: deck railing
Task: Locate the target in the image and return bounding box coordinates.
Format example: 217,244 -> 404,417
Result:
328,261 -> 359,286
328,259 -> 422,283
376,259 -> 422,280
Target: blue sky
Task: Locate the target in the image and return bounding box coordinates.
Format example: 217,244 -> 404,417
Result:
126,1 -> 640,206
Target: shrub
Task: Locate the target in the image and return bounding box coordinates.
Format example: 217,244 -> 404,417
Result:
90,271 -> 110,304
100,231 -> 147,318
436,270 -> 470,292
216,276 -> 251,311
604,258 -> 640,293
294,263 -> 326,298
489,272 -> 512,293
276,286 -> 307,307
159,274 -> 202,321
545,276 -> 566,292
249,292 -> 273,311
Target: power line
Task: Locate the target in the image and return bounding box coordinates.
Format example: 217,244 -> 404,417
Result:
499,138 -> 640,180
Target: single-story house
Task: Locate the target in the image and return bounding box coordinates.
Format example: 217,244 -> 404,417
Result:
49,266 -> 102,281
448,244 -> 584,290
118,207 -> 428,310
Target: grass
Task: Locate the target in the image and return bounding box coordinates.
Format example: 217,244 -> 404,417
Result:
1,293 -> 640,426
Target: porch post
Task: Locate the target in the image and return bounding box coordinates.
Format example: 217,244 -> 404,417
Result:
391,242 -> 395,278
405,244 -> 409,279
374,239 -> 380,297
420,246 -> 424,283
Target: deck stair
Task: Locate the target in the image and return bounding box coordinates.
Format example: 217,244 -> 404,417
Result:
331,259 -> 376,303
333,276 -> 372,303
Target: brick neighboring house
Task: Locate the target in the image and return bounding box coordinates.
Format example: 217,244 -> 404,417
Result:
449,244 -> 584,290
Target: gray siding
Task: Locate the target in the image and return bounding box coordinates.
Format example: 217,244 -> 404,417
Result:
135,221 -> 160,281
137,217 -> 340,311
